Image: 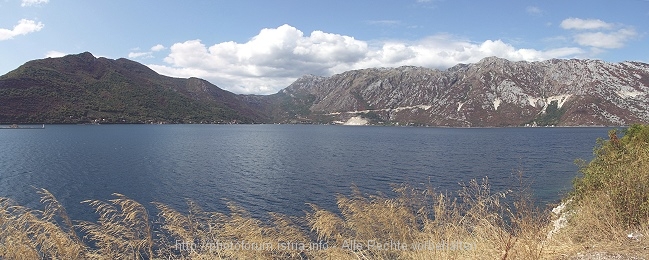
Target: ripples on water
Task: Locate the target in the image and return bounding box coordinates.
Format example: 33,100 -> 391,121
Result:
0,124 -> 611,220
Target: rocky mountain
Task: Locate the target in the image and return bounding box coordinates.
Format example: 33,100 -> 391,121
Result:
282,57 -> 649,126
1,53 -> 648,126
0,52 -> 269,124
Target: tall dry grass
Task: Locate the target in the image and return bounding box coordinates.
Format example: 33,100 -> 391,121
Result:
0,188 -> 86,259
306,178 -> 549,259
1,125 -> 648,259
0,178 -> 550,259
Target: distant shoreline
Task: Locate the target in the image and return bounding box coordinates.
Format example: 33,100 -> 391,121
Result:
0,124 -> 45,129
0,123 -> 623,129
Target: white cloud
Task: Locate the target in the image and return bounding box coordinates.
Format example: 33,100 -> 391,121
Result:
45,50 -> 66,58
560,18 -> 636,49
128,44 -> 166,59
151,44 -> 165,52
0,19 -> 44,40
526,6 -> 542,15
148,24 -> 585,95
366,20 -> 402,26
128,51 -> 153,59
161,25 -> 368,77
21,0 -> 49,7
560,18 -> 613,30
573,28 -> 637,49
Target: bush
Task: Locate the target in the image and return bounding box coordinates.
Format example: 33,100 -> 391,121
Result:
573,124 -> 649,227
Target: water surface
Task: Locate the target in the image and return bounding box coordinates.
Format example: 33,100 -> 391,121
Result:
0,124 -> 611,220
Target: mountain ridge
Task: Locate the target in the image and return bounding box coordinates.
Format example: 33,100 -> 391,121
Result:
1,52 -> 648,126
282,57 -> 649,126
0,52 -> 270,124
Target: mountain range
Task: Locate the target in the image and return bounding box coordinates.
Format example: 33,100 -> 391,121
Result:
1,52 -> 648,126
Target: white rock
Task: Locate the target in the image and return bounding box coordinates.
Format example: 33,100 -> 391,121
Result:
343,116 -> 369,125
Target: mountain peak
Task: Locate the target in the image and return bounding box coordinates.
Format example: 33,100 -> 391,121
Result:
63,51 -> 97,63
75,51 -> 96,59
297,74 -> 324,80
476,56 -> 511,65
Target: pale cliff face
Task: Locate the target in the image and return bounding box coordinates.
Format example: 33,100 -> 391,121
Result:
281,57 -> 649,126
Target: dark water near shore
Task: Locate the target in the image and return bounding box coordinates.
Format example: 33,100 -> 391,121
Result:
0,124 -> 612,220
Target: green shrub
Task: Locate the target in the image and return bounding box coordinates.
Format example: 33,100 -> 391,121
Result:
573,124 -> 649,227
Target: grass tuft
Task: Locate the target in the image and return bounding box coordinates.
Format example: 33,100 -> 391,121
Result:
79,193 -> 154,259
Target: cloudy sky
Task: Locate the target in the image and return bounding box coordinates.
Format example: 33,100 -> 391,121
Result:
1,0 -> 647,94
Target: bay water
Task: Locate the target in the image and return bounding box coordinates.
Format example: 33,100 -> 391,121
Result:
0,124 -> 612,221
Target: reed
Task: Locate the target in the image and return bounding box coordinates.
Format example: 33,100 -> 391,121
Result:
0,189 -> 86,259
0,179 -> 549,259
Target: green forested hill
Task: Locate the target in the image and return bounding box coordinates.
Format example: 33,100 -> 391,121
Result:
0,52 -> 270,124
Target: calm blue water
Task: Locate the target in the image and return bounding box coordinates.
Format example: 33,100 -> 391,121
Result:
0,124 -> 611,221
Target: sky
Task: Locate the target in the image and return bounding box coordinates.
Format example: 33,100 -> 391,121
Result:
1,0 -> 648,94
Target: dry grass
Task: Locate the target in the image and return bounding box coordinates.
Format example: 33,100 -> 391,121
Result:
78,193 -> 154,259
1,125 -> 648,259
0,188 -> 86,259
0,178 -> 551,259
305,178 -> 549,259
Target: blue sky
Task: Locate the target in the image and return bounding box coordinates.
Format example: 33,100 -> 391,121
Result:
1,0 -> 647,94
